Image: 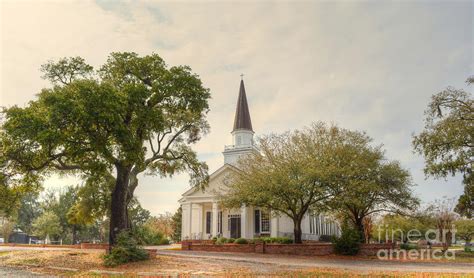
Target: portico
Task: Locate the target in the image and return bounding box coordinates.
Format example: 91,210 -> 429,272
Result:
181,198 -> 260,239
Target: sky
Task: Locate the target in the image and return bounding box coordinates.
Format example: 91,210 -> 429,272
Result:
0,0 -> 472,215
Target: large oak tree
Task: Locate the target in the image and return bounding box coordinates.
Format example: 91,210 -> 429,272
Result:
1,53 -> 210,246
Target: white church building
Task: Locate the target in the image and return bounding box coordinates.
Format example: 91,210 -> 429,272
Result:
179,80 -> 340,241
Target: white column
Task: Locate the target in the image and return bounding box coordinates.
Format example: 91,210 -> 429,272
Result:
188,202 -> 193,239
241,205 -> 247,238
212,202 -> 219,237
270,212 -> 279,237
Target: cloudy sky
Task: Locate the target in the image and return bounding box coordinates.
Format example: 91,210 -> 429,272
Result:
1,0 -> 472,215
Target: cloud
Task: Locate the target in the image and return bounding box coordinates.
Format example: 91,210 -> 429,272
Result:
1,0 -> 471,215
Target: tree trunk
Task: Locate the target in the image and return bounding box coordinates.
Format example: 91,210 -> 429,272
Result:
109,165 -> 132,250
72,225 -> 77,245
293,218 -> 303,244
354,217 -> 365,242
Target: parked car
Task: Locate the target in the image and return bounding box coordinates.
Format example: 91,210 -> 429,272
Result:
0,237 -> 4,243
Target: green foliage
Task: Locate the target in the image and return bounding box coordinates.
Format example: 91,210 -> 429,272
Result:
0,217 -> 16,243
171,207 -> 182,242
332,228 -> 362,256
222,122 -> 417,243
234,238 -> 248,244
413,77 -> 473,179
159,238 -> 170,245
16,192 -> 42,235
1,52 -> 211,245
227,238 -> 235,243
455,219 -> 474,244
455,176 -> 473,219
133,225 -> 164,245
413,77 -> 473,218
103,231 -> 149,267
32,211 -> 62,239
374,214 -> 434,243
128,199 -> 151,228
400,243 -> 418,250
257,237 -> 293,244
216,237 -> 228,244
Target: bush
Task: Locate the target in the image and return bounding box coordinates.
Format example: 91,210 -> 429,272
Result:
216,237 -> 228,245
133,226 -> 164,245
227,238 -> 235,243
332,229 -> 362,256
256,236 -> 293,244
400,243 -> 418,250
158,238 -> 170,245
211,236 -> 218,243
103,232 -> 149,267
275,237 -> 293,244
235,238 -> 248,244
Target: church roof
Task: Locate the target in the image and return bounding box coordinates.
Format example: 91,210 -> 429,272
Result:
233,80 -> 253,132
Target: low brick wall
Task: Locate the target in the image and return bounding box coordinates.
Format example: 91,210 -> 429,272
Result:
80,243 -> 110,250
359,243 -> 394,256
0,243 -> 79,249
181,241 -> 395,256
186,243 -> 256,253
0,243 -> 109,250
264,243 -> 333,256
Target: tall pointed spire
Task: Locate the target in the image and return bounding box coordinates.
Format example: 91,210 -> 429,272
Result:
233,79 -> 253,132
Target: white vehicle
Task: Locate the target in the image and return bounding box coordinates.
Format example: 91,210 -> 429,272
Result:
0,237 -> 4,243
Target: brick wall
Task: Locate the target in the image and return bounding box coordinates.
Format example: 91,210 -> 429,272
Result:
80,243 -> 110,250
189,243 -> 256,253
181,241 -> 395,256
264,243 -> 333,256
0,243 -> 110,250
359,243 -> 394,256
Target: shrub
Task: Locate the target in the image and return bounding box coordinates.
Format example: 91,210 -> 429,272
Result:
216,237 -> 228,245
332,229 -> 362,256
400,243 -> 418,250
227,238 -> 235,243
159,238 -> 170,245
235,238 -> 248,244
211,236 -> 218,243
255,236 -> 293,244
133,226 -> 164,245
103,232 -> 149,267
276,237 -> 293,244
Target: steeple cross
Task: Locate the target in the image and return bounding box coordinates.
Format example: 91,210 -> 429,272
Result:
240,73 -> 244,80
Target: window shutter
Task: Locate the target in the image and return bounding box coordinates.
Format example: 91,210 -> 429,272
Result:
254,209 -> 260,234
206,211 -> 212,234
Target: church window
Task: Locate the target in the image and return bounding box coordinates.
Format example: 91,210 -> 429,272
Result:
254,209 -> 270,234
206,211 -> 212,234
254,210 -> 260,233
218,211 -> 223,234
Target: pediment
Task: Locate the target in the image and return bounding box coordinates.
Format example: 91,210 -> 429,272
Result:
179,164 -> 239,201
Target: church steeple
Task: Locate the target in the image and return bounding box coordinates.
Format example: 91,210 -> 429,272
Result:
233,79 -> 253,132
223,78 -> 256,166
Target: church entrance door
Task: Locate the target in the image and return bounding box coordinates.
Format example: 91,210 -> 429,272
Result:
229,214 -> 241,238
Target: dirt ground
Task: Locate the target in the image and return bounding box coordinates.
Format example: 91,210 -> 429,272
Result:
0,248 -> 473,277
